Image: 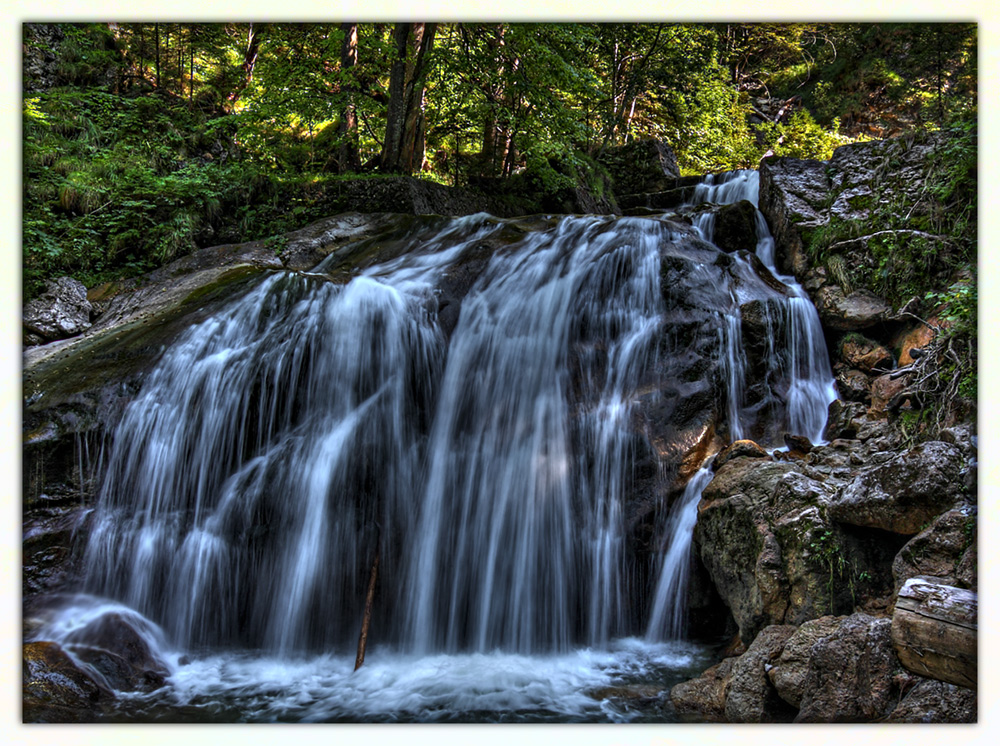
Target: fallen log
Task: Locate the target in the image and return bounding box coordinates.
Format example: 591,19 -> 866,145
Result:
890,578 -> 976,689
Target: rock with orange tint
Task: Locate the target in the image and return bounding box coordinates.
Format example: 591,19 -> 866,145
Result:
869,373 -> 909,418
839,335 -> 892,374
893,320 -> 941,366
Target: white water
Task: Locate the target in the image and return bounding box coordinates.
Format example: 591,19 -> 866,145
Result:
689,170 -> 837,443
407,217 -> 665,653
644,467 -> 714,641
41,172 -> 837,722
642,170 -> 837,645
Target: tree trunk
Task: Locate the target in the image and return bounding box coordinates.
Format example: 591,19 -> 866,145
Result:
481,117 -> 497,176
189,27 -> 195,107
154,23 -> 160,88
243,23 -> 263,83
338,23 -> 361,173
380,22 -> 437,174
228,23 -> 264,110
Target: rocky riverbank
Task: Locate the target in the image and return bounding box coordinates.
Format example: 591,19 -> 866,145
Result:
664,134 -> 977,722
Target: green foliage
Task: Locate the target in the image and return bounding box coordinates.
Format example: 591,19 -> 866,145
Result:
22,85 -> 302,297
807,527 -> 872,611
22,22 -> 978,301
768,110 -> 846,161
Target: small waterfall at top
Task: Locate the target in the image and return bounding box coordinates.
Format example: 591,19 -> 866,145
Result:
691,170 -> 836,445
54,170 -> 838,720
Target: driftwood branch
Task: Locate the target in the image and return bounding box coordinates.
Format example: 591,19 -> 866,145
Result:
826,229 -> 952,254
354,531 -> 381,671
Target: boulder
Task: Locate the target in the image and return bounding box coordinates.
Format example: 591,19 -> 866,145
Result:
890,579 -> 977,689
892,319 -> 939,366
712,200 -> 758,254
782,434 -> 813,455
711,439 -> 769,470
23,277 -> 93,344
758,156 -> 830,278
23,641 -> 112,722
828,441 -> 963,534
599,139 -> 681,196
724,624 -> 798,722
794,614 -> 904,722
64,612 -> 170,692
834,369 -> 870,402
815,286 -> 890,331
759,135 -> 946,291
868,372 -> 910,417
892,506 -> 977,593
695,458 -> 860,642
695,489 -> 787,644
838,334 -> 893,373
767,615 -> 844,708
822,399 -> 867,440
670,657 -> 736,722
884,679 -> 977,723
618,185 -> 698,212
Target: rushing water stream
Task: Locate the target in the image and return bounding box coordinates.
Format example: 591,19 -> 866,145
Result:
34,171 -> 836,722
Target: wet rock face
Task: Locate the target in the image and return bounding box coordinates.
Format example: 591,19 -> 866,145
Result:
23,491 -> 92,599
23,641 -> 112,722
23,277 -> 93,344
712,200 -> 758,254
757,156 -> 829,278
828,440 -> 964,535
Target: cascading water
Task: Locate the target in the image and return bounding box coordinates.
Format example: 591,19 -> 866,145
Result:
643,169 -> 837,643
689,170 -> 837,444
37,170 -> 837,722
407,217 -> 665,654
644,467 -> 713,641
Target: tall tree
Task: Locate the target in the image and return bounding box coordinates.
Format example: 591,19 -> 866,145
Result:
338,22 -> 361,173
380,22 -> 437,174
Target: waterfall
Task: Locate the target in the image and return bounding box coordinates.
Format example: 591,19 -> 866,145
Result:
83,218 -> 500,651
406,217 -> 664,653
643,170 -> 837,642
644,467 -> 713,641
53,170 -> 839,720
687,169 -> 836,444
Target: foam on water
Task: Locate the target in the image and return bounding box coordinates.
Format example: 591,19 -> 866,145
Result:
120,638 -> 712,723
